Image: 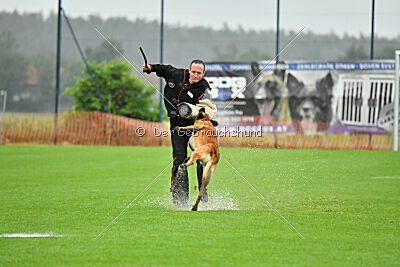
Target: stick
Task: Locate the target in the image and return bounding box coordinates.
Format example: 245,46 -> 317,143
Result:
139,46 -> 148,68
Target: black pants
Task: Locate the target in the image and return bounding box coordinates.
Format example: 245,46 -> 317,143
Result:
170,117 -> 203,191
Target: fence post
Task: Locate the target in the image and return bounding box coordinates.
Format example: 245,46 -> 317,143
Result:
54,0 -> 62,145
394,50 -> 400,151
0,90 -> 7,144
108,93 -> 111,145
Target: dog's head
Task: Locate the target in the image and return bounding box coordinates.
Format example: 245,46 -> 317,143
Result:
253,74 -> 283,100
252,62 -> 285,101
287,73 -> 333,105
287,72 -> 334,123
196,108 -> 208,120
251,62 -> 286,118
196,108 -> 218,126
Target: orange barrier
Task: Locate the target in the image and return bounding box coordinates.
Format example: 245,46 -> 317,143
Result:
0,112 -> 397,150
216,133 -> 394,150
1,112 -> 171,146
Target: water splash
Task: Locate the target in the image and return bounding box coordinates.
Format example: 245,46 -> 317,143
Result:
139,191 -> 239,211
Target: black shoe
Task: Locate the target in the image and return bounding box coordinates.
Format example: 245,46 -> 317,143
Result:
173,164 -> 189,207
201,189 -> 209,202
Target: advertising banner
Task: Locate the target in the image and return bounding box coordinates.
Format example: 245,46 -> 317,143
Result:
205,60 -> 396,134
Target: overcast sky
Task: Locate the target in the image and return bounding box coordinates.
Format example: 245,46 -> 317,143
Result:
1,0 -> 399,38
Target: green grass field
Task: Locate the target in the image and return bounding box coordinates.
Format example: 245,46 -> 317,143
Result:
1,145 -> 399,266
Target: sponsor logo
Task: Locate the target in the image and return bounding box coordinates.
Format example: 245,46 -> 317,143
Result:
168,80 -> 175,88
205,76 -> 247,100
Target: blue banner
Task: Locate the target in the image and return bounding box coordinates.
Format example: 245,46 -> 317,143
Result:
205,61 -> 395,72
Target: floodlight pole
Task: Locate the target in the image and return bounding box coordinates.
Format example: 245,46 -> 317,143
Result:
394,50 -> 400,151
158,0 -> 165,146
370,0 -> 375,60
0,90 -> 7,144
54,0 -> 62,145
275,0 -> 280,62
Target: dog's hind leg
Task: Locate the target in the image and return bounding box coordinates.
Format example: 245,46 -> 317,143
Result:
191,162 -> 216,211
185,147 -> 209,167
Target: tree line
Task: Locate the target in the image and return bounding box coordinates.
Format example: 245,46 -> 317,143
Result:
0,11 -> 398,115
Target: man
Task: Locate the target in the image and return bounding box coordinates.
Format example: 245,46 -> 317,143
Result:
143,60 -> 212,206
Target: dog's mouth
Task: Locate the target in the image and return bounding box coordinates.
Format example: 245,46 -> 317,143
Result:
303,113 -> 313,120
299,108 -> 315,120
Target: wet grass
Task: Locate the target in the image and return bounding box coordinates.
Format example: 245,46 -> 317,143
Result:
0,145 -> 399,265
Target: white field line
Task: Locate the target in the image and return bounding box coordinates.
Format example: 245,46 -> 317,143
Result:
0,233 -> 63,238
371,176 -> 400,179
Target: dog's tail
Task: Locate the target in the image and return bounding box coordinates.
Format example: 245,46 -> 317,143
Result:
191,160 -> 217,211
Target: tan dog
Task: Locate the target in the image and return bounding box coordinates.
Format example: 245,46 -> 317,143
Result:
176,110 -> 220,211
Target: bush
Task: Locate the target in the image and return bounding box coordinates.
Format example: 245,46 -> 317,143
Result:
65,59 -> 159,121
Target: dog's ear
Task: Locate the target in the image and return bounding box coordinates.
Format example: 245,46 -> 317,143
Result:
316,73 -> 334,106
286,73 -> 304,96
251,62 -> 261,76
316,73 -> 334,92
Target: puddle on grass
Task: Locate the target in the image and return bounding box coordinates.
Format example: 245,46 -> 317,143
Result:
138,191 -> 239,211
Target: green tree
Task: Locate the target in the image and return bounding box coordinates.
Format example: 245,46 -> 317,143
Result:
64,59 -> 159,121
0,30 -> 28,111
338,42 -> 369,60
23,53 -> 55,112
213,43 -> 271,62
85,39 -> 122,63
375,47 -> 397,59
213,43 -> 239,61
238,47 -> 271,61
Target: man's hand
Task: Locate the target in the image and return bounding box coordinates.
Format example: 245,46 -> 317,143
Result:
142,64 -> 152,74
